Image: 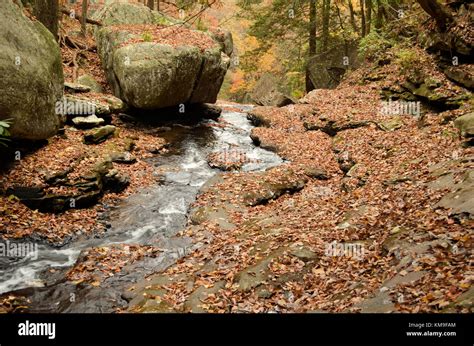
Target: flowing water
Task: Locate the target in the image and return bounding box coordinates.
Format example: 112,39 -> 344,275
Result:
0,105 -> 283,312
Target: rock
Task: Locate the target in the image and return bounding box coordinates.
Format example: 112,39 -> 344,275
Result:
383,176 -> 413,186
377,116 -> 404,131
381,226 -> 411,255
447,287 -> 473,311
60,94 -> 127,119
249,129 -> 280,153
72,114 -> 105,129
102,94 -> 127,114
454,112 -> 474,138
5,153 -> 131,213
303,167 -> 329,180
93,2 -> 231,110
93,1 -> 175,27
185,103 -> 222,119
0,1 -> 63,140
356,271 -> 427,313
235,249 -> 284,291
337,152 -> 356,174
304,118 -> 371,136
58,95 -> 98,117
189,205 -> 235,230
93,158 -> 113,176
6,185 -> 101,213
247,108 -> 273,127
64,82 -> 91,93
256,287 -> 273,299
5,186 -> 44,200
84,125 -> 116,144
435,170 -> 474,219
210,29 -> 234,57
77,74 -> 104,93
103,169 -> 130,193
336,205 -> 370,229
183,281 -> 226,313
110,152 -> 137,164
123,138 -> 136,152
380,86 -> 418,102
243,168 -> 307,206
442,64 -> 474,90
306,41 -> 359,89
44,168 -> 73,185
250,73 -> 294,107
421,28 -> 473,59
207,150 -> 248,171
289,245 -> 318,262
94,157 -> 130,192
402,79 -> 469,108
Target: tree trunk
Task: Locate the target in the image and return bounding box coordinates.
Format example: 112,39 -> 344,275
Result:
157,0 -> 160,11
359,0 -> 366,37
81,0 -> 88,37
34,0 -> 59,41
416,0 -> 453,31
322,0 -> 331,52
306,0 -> 317,93
386,0 -> 400,21
348,0 -> 358,33
365,0 -> 372,35
147,0 -> 154,10
375,0 -> 383,31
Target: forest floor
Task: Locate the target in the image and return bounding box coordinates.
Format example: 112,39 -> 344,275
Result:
126,71 -> 473,313
0,9 -> 473,313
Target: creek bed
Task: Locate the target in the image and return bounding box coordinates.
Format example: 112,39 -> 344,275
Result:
0,105 -> 283,312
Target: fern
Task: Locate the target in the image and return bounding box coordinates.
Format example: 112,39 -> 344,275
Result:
0,119 -> 12,148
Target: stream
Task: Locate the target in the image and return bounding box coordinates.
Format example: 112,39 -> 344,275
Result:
0,104 -> 283,312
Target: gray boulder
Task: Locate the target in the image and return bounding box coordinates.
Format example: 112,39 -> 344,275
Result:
84,125 -> 116,144
307,41 -> 359,89
77,74 -> 104,93
72,114 -> 105,129
93,1 -> 175,27
93,2 -> 231,110
250,73 -> 294,107
0,1 -> 64,140
210,29 -> 234,57
454,112 -> 474,138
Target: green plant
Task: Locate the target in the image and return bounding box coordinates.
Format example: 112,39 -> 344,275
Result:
142,32 -> 153,42
358,31 -> 395,61
395,48 -> 421,73
196,19 -> 208,32
0,119 -> 12,148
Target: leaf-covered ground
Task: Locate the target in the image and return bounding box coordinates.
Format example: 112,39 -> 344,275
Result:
1,4 -> 472,314
0,116 -> 167,245
126,60 -> 473,313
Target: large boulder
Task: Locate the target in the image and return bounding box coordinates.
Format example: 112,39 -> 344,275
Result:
307,41 -> 359,89
454,112 -> 474,138
0,1 -> 64,140
250,73 -> 294,107
93,2 -> 231,110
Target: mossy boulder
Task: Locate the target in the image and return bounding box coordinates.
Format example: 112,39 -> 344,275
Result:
454,112 -> 474,138
0,1 -> 64,140
93,2 -> 231,110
